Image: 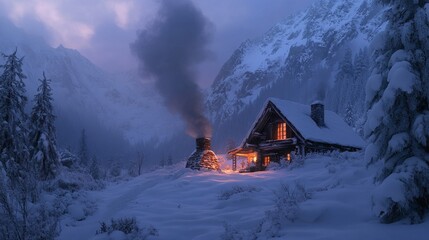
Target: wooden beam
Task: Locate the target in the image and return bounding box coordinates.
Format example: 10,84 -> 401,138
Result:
232,155 -> 237,171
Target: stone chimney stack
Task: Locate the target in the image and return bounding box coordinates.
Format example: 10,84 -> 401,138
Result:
311,101 -> 325,127
186,137 -> 219,171
196,137 -> 211,151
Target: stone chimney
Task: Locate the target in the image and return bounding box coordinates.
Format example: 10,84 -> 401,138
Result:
186,137 -> 219,170
196,137 -> 211,151
311,101 -> 325,127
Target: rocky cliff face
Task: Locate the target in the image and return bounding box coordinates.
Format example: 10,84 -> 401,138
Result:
206,0 -> 386,127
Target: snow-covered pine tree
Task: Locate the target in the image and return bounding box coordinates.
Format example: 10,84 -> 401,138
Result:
160,155 -> 165,167
128,152 -> 144,177
136,152 -> 144,175
89,155 -> 101,180
109,159 -> 121,177
365,0 -> 429,223
353,47 -> 370,114
29,72 -> 59,180
167,154 -> 173,166
0,50 -> 30,177
0,50 -> 52,240
344,102 -> 355,127
78,129 -> 89,166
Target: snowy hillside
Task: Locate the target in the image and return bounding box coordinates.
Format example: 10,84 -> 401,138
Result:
58,153 -> 429,240
207,0 -> 386,124
0,17 -> 179,146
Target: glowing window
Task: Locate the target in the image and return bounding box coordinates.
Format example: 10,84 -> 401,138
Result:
263,156 -> 270,166
287,153 -> 291,161
276,122 -> 287,140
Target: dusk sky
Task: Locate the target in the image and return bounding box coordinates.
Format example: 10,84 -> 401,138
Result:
0,0 -> 316,87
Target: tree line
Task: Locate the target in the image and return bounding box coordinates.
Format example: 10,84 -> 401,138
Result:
0,49 -> 61,239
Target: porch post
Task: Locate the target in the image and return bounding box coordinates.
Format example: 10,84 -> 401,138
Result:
257,152 -> 263,171
232,155 -> 237,171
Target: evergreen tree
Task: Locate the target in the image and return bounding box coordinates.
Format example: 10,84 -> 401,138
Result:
160,155 -> 165,168
167,154 -> 173,166
0,50 -> 37,205
0,50 -> 58,240
29,72 -> 59,180
0,50 -> 30,178
109,159 -> 121,177
344,102 -> 355,127
89,155 -> 101,180
365,0 -> 429,223
78,129 -> 89,166
353,48 -> 370,114
128,152 -> 144,177
137,152 -> 144,175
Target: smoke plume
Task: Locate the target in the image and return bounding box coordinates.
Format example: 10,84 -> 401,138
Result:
311,65 -> 331,102
130,0 -> 212,138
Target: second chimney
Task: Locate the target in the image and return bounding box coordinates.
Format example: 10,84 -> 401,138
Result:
311,101 -> 325,127
196,137 -> 211,151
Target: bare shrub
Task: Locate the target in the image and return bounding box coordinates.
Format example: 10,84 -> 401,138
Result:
96,217 -> 158,239
256,182 -> 311,237
218,185 -> 260,200
220,223 -> 244,240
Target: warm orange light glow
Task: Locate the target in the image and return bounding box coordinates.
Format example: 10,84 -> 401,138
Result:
287,153 -> 291,161
238,153 -> 257,165
276,122 -> 286,140
263,156 -> 270,166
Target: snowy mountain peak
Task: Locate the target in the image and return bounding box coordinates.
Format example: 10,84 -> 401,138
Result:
206,0 -> 385,124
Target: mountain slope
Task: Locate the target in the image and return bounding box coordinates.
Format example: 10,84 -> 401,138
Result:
207,0 -> 386,125
0,18 -> 179,151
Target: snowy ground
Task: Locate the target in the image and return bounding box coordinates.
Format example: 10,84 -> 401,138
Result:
58,152 -> 429,240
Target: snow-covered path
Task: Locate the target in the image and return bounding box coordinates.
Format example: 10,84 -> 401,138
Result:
58,154 -> 429,240
59,166 -> 275,239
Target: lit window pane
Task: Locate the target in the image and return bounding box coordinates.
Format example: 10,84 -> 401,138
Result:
264,156 -> 270,166
277,122 -> 286,140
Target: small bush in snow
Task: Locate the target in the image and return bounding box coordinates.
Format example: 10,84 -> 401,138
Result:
220,223 -> 244,240
110,167 -> 121,178
218,185 -> 260,200
27,203 -> 61,239
257,182 -> 311,237
265,161 -> 281,170
96,217 -> 158,239
97,217 -> 138,234
0,185 -> 60,240
55,166 -> 104,191
288,155 -> 305,169
58,149 -> 79,168
271,182 -> 311,222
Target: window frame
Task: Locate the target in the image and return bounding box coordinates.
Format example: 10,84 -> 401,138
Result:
263,156 -> 270,166
276,122 -> 287,140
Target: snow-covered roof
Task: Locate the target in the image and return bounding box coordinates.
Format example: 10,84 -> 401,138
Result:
265,98 -> 365,148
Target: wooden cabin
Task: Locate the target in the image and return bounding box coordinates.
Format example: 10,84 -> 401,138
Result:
228,98 -> 365,171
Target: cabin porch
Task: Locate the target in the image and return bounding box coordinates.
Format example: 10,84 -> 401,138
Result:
228,139 -> 297,172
